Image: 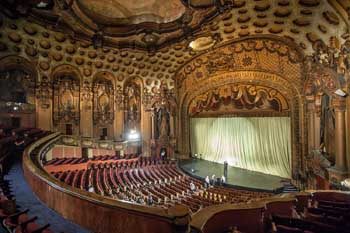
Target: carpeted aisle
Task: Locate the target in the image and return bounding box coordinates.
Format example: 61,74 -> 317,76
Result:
5,154 -> 90,233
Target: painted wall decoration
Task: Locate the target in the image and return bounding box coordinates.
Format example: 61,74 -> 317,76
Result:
124,81 -> 141,133
93,77 -> 114,125
53,74 -> 80,126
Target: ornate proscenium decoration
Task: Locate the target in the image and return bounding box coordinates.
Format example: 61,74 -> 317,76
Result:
190,84 -> 289,116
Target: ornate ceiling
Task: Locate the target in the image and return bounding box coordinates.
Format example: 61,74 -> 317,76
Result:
1,0 -> 349,51
0,0 -> 349,93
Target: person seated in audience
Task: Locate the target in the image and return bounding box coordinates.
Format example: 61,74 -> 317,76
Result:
190,181 -> 196,193
205,175 -> 210,188
147,194 -> 153,206
136,196 -> 144,204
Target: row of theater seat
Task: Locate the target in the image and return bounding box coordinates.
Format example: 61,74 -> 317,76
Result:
0,174 -> 53,233
44,153 -> 139,166
48,156 -> 272,213
0,127 -> 54,233
270,199 -> 350,233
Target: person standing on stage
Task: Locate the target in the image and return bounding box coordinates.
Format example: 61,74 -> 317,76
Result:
224,161 -> 228,178
205,175 -> 210,188
221,175 -> 226,185
211,174 -> 216,186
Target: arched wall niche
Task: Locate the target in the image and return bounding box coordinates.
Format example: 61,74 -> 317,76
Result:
302,62 -> 346,184
51,64 -> 82,135
92,71 -> 115,139
123,77 -> 143,135
0,55 -> 37,128
0,55 -> 37,105
176,36 -> 306,178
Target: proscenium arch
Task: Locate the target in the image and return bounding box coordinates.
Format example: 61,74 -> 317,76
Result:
175,36 -> 307,178
179,71 -> 301,177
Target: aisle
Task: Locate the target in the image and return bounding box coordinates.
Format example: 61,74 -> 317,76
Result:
5,154 -> 90,233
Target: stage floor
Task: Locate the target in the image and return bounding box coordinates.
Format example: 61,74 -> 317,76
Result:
178,159 -> 285,192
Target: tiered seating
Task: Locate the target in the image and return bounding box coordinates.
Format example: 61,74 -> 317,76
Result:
49,156 -> 273,212
270,196 -> 350,233
0,127 -> 48,174
0,128 -> 53,233
0,173 -> 53,233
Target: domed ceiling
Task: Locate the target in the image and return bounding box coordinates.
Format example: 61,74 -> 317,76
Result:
0,0 -> 349,93
76,0 -> 187,24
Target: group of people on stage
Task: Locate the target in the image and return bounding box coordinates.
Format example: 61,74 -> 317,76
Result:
189,160 -> 229,192
202,160 -> 229,189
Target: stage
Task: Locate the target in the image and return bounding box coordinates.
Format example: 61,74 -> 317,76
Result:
178,158 -> 286,192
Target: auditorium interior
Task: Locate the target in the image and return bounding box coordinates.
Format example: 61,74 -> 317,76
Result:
0,0 -> 350,233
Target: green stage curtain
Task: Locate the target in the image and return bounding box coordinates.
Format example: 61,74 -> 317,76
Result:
190,117 -> 291,178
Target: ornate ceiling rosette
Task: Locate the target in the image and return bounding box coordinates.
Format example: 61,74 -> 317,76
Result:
6,0 -> 219,50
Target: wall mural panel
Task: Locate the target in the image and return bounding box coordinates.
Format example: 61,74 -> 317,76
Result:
53,75 -> 80,126
93,77 -> 114,126
124,81 -> 141,133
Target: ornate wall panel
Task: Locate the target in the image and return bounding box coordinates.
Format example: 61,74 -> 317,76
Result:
92,73 -> 115,139
124,79 -> 141,134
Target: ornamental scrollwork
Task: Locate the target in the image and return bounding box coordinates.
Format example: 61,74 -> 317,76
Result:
189,84 -> 289,116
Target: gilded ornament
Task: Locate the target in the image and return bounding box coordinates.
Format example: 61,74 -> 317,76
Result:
120,51 -> 128,57
127,67 -> 134,74
65,45 -> 76,54
83,69 -> 92,76
299,0 -> 320,7
25,47 -> 37,57
53,53 -> 63,61
274,8 -> 292,17
323,11 -> 340,25
88,51 -> 97,59
23,25 -> 37,35
39,61 -> 50,71
318,25 -> 327,33
42,32 -> 50,38
112,65 -> 119,72
8,32 -> 22,43
254,2 -> 271,12
95,61 -> 103,68
107,56 -> 115,62
293,18 -> 311,26
39,40 -> 51,49
75,57 -> 84,65
54,33 -> 66,42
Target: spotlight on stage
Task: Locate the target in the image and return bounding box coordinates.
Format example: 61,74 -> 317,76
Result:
127,130 -> 140,141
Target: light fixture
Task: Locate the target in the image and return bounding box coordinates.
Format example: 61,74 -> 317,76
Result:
36,1 -> 48,8
127,130 -> 140,141
334,89 -> 347,97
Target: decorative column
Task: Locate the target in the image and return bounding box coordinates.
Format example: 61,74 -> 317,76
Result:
141,110 -> 152,157
313,95 -> 322,150
328,97 -> 348,182
306,97 -> 316,152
